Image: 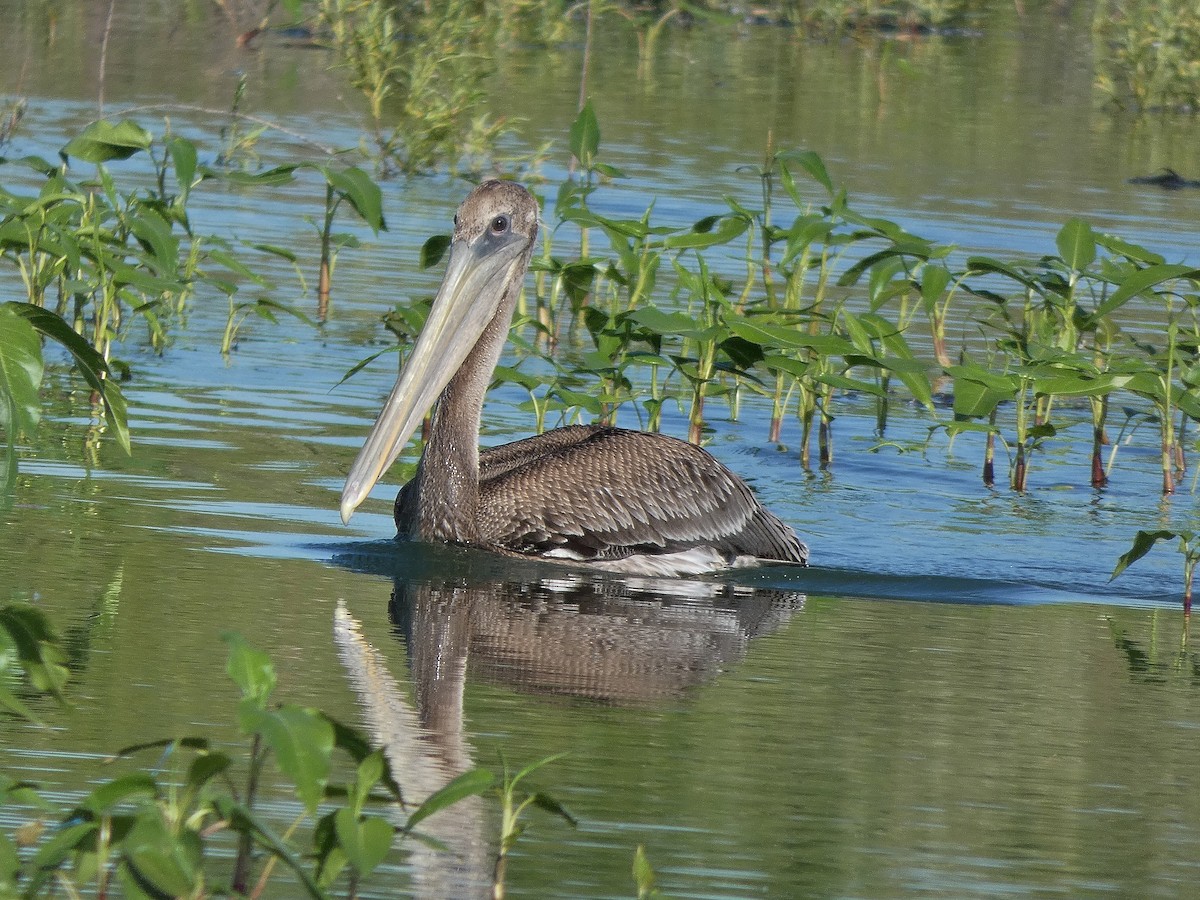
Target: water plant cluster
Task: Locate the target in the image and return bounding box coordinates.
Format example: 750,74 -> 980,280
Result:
0,120 -> 383,489
209,0 -> 1200,178
0,610 -> 582,898
1093,0 -> 1200,112
2,107 -> 1200,594
494,106 -> 1200,501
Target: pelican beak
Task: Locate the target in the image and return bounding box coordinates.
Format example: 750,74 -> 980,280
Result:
340,227 -> 531,523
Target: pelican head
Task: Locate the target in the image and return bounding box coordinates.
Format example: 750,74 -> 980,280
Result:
340,180 -> 539,523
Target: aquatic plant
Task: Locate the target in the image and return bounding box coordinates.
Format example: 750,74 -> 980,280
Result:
0,603 -> 68,722
633,844 -> 660,898
800,0 -> 967,34
1112,529 -> 1200,615
0,120 -> 392,486
0,615 -> 581,898
0,300 -> 129,492
489,753 -> 577,900
1093,0 -> 1200,112
312,164 -> 386,317
316,0 -> 510,174
0,98 -> 25,150
214,73 -> 267,170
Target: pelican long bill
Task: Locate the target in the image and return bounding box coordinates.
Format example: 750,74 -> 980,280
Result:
340,224 -> 532,523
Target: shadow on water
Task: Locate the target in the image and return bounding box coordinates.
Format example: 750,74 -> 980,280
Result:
331,541 -> 807,713
330,541 -> 804,895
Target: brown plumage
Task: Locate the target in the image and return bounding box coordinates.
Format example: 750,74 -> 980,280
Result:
341,180 -> 808,576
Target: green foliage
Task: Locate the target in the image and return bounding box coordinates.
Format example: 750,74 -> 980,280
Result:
492,753 -> 577,899
0,305 -> 43,490
0,625 -> 530,897
0,604 -> 68,722
0,610 -> 589,897
1112,529 -> 1199,612
343,113 -> 1200,501
799,0 -> 967,33
633,843 -> 660,898
317,0 -> 511,174
1094,0 -> 1200,111
0,120 -> 395,491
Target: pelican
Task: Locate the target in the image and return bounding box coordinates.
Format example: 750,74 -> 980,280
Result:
340,180 -> 809,576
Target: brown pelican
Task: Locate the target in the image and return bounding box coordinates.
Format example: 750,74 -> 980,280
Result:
340,180 -> 809,576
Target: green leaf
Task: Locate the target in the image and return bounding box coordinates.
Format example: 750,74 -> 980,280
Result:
321,166 -> 385,232
0,680 -> 35,721
966,255 -> 1039,291
778,149 -> 833,195
569,100 -> 600,169
725,314 -> 854,356
334,808 -> 394,876
214,797 -> 330,898
628,307 -> 712,341
1095,232 -> 1163,265
762,353 -> 809,378
404,768 -> 495,832
186,751 -> 232,792
244,704 -> 333,815
420,234 -> 451,269
128,207 -> 180,273
207,246 -> 268,285
61,120 -> 153,163
1095,263 -> 1200,319
0,832 -> 18,892
0,304 -> 44,482
633,844 -> 658,899
1056,218 -> 1096,272
948,363 -> 1014,418
166,136 -> 198,200
529,791 -> 578,827
6,307 -> 127,458
112,736 -> 211,759
252,242 -> 299,263
920,264 -> 952,308
1111,530 -> 1179,581
82,773 -> 159,814
27,820 -> 96,894
0,603 -> 68,700
122,809 -> 203,897
223,632 -> 276,705
349,750 -> 386,808
837,241 -> 931,287
663,214 -> 748,249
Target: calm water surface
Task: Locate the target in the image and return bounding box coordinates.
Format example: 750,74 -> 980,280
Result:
2,3 -> 1200,897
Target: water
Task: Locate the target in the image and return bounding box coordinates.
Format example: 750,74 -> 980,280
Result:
2,3 -> 1200,897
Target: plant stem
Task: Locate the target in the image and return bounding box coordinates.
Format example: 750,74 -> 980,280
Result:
317,184 -> 337,320
232,733 -> 264,894
1091,394 -> 1108,488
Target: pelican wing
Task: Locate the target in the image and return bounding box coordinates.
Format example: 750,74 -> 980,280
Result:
475,426 -> 807,564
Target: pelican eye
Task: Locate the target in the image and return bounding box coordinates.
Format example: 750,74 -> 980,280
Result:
489,214 -> 510,234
